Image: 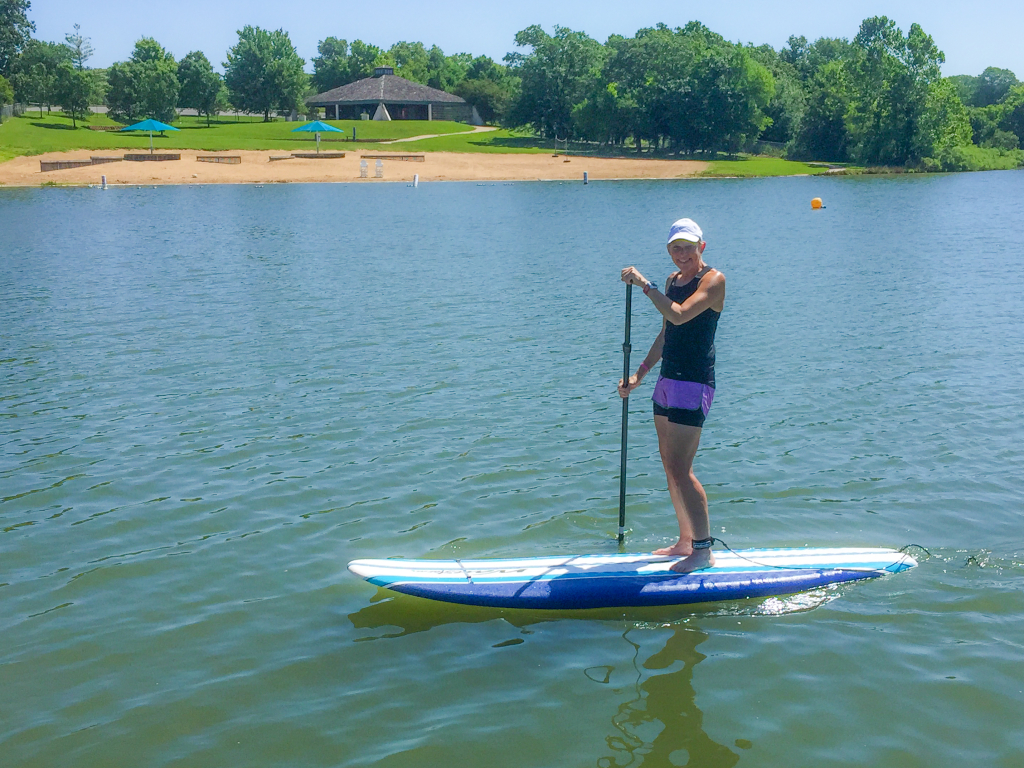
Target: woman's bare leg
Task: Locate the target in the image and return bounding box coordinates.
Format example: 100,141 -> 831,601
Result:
651,415 -> 715,573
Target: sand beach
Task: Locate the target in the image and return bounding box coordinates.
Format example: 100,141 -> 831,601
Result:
0,149 -> 709,186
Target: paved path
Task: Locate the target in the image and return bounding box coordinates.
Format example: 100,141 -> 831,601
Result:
380,125 -> 498,144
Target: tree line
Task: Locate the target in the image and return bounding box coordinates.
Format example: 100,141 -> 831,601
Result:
2,0 -> 1022,170
505,20 -> 1023,170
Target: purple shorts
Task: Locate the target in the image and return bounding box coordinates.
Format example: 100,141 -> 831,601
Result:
652,377 -> 715,428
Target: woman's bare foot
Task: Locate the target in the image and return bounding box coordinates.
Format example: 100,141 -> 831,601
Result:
669,549 -> 715,574
653,539 -> 692,557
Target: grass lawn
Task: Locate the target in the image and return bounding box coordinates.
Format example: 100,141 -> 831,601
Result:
702,155 -> 830,177
0,112 -> 476,161
404,133 -> 834,175
400,128 -> 554,154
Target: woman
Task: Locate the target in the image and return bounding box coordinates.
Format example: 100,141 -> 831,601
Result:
619,218 -> 726,574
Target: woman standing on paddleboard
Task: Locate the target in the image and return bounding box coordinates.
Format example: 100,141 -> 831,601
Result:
618,218 -> 725,574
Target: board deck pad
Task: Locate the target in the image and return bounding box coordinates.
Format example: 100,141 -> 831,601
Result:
348,547 -> 917,609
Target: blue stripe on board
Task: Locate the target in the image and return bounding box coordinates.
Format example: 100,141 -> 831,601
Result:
378,568 -> 880,609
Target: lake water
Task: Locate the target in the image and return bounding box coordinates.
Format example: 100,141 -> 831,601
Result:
2,172 -> 1023,767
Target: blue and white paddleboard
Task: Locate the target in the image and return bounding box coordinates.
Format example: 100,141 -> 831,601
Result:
348,547 -> 917,609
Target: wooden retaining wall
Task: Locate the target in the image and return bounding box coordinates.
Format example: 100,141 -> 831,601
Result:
123,153 -> 181,162
360,154 -> 425,162
40,160 -> 94,172
290,152 -> 346,159
196,155 -> 241,164
41,156 -> 125,172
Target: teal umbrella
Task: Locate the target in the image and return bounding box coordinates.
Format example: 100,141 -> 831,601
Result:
121,119 -> 180,154
291,120 -> 344,154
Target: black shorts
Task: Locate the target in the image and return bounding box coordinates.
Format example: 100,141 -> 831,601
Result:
653,401 -> 707,428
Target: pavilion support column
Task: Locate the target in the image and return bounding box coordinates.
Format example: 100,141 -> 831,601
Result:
428,103 -> 432,121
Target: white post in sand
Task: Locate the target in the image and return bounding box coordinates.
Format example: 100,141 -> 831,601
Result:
413,174 -> 419,187
101,175 -> 107,188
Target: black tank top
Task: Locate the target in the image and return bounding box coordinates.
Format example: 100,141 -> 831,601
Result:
661,266 -> 720,387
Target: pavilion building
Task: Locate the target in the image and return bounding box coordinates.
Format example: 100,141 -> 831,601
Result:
307,67 -> 482,124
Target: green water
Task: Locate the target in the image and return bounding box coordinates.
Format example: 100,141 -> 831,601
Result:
2,173 -> 1023,767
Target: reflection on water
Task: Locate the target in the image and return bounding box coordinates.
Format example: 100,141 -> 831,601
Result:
598,626 -> 742,768
349,592 -> 765,767
348,584 -> 843,642
349,589 -> 506,640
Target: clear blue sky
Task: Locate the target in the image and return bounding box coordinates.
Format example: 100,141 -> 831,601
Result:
29,0 -> 1024,78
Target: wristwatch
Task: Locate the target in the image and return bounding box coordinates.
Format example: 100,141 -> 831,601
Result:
642,280 -> 656,295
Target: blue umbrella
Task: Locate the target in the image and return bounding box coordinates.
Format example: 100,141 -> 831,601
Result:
291,120 -> 344,154
121,119 -> 180,154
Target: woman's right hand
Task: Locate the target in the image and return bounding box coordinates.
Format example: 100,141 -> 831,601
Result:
621,266 -> 648,288
618,375 -> 641,398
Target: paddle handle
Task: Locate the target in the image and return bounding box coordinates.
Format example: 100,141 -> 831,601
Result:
618,284 -> 632,543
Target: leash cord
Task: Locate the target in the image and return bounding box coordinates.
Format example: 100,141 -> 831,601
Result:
706,537 -> 909,575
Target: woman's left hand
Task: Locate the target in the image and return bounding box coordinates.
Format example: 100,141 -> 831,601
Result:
618,375 -> 641,398
621,266 -> 647,288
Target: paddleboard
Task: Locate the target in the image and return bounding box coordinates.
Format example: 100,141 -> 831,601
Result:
348,547 -> 917,609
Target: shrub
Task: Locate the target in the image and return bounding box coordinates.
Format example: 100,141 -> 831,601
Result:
922,144 -> 1024,172
983,129 -> 1020,151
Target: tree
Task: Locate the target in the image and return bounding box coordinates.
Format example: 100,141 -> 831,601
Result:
845,17 -> 945,165
64,23 -> 92,70
678,35 -> 774,153
0,0 -> 34,76
106,37 -> 178,123
389,40 -> 430,84
790,60 -> 852,161
345,39 -> 384,81
178,50 -> 222,125
0,72 -> 12,103
782,35 -> 853,81
974,67 -> 1018,107
9,38 -> 69,112
583,23 -> 773,154
312,37 -> 349,92
918,77 -> 972,158
427,46 -> 470,91
455,55 -> 517,123
224,26 -> 307,120
455,77 -> 507,123
999,84 -> 1024,145
572,77 -> 639,147
52,59 -> 90,126
105,61 -> 140,121
505,25 -> 605,139
749,44 -> 805,144
948,74 -> 977,106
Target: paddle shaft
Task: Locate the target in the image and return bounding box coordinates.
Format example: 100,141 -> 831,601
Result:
618,284 -> 632,543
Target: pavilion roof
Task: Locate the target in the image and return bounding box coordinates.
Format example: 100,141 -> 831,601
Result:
308,74 -> 467,105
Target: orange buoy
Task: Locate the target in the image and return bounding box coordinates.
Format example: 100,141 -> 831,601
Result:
811,197 -> 823,210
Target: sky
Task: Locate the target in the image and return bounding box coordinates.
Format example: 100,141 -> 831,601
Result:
28,0 -> 1024,78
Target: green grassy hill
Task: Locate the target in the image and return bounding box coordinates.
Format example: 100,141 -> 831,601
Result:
0,113 -> 475,162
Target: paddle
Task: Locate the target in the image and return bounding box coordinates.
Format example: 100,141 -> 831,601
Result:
618,284 -> 632,543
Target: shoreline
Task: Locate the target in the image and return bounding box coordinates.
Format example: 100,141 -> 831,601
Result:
0,149 -> 709,187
